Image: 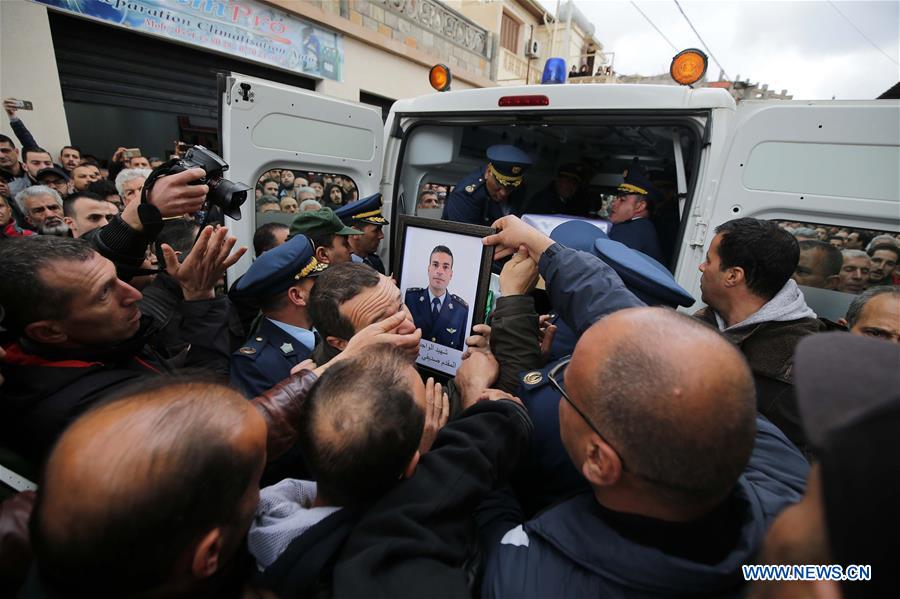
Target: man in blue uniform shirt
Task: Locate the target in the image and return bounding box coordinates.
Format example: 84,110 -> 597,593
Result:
404,245 -> 469,350
608,159 -> 664,262
334,192 -> 388,274
442,144 -> 532,226
229,234 -> 327,397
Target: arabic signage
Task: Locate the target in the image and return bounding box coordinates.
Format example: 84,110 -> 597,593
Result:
33,0 -> 343,81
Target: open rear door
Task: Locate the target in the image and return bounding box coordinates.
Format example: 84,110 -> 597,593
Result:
710,100 -> 899,229
220,72 -> 384,279
681,100 -> 899,316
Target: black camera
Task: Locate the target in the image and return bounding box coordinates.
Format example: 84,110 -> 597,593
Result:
167,145 -> 250,220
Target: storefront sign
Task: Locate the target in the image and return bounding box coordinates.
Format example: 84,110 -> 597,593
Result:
33,0 -> 343,81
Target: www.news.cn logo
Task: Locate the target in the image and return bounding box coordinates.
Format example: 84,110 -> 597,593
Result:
742,564 -> 872,582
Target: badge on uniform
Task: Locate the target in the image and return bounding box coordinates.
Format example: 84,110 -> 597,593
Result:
420,296 -> 424,302
239,347 -> 256,355
446,328 -> 457,334
465,184 -> 475,192
280,342 -> 294,354
523,371 -> 543,385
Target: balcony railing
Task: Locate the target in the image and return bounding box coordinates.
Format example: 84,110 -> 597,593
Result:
497,47 -> 542,84
376,0 -> 491,58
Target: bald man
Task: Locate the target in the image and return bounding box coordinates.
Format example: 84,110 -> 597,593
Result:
477,217 -> 809,595
28,378 -> 267,597
481,308 -> 809,597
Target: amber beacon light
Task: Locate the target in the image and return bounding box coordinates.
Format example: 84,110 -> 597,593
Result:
670,49 -> 708,86
429,64 -> 452,92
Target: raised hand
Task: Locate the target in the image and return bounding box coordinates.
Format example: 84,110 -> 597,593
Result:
161,225 -> 246,300
419,377 -> 449,453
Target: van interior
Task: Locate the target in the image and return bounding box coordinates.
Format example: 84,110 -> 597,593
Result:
391,116 -> 704,270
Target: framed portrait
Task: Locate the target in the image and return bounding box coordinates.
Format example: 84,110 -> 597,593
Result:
393,216 -> 494,377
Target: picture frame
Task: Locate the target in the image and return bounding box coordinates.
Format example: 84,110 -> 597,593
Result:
393,215 -> 495,378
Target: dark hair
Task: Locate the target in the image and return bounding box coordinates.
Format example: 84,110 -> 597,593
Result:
154,219 -> 199,265
0,134 -> 15,148
31,377 -> 259,596
299,348 -> 424,506
430,245 -> 453,266
253,222 -> 289,257
309,232 -> 337,254
798,240 -> 842,277
22,146 -> 52,162
324,183 -> 344,204
79,156 -> 101,168
0,236 -> 95,334
309,262 -> 380,341
60,145 -> 81,155
845,286 -> 900,328
63,191 -> 105,218
87,179 -> 119,198
715,218 -> 799,300
867,243 -> 900,263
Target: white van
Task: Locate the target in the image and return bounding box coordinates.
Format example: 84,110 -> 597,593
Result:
222,72 -> 899,320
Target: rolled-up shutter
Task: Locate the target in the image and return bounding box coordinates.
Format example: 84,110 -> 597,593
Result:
48,11 -> 315,119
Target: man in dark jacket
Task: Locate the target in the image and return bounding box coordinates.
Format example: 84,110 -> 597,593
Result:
0,225 -> 240,464
476,216 -> 808,596
695,218 -> 830,450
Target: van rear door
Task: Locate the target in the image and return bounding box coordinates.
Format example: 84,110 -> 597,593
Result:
220,72 -> 384,279
678,100 -> 900,309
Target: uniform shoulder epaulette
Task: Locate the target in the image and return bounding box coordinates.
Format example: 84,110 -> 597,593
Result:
405,287 -> 424,293
463,178 -> 484,194
451,293 -> 468,307
234,335 -> 266,360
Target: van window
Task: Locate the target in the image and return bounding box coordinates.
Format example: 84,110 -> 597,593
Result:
415,183 -> 451,218
776,219 -> 899,321
396,119 -> 702,270
253,169 -> 358,242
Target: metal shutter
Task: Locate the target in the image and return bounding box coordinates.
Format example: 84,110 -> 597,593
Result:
48,11 -> 315,119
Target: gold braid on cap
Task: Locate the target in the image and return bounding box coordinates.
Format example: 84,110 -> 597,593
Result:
488,163 -> 523,187
617,183 -> 649,195
353,208 -> 386,223
295,257 -> 328,280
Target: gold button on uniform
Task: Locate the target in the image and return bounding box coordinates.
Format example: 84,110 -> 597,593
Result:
523,371 -> 543,385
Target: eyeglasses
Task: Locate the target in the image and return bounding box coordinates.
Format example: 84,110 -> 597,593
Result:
547,357 -> 608,442
546,356 -> 697,493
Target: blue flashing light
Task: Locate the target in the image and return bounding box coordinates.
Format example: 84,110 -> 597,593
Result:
541,58 -> 567,85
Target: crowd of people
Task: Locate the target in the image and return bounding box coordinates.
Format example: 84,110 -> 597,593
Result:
254,169 -> 360,216
0,96 -> 898,599
781,221 -> 900,293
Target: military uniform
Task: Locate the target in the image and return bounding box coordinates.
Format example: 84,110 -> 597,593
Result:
335,193 -> 389,274
230,318 -> 316,398
442,145 -> 532,226
608,159 -> 665,263
404,287 -> 469,350
229,234 -> 328,397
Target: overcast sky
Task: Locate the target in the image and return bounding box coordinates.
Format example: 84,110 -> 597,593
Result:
536,1 -> 899,99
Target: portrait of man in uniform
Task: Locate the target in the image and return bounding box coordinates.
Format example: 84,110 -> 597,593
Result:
405,245 -> 469,350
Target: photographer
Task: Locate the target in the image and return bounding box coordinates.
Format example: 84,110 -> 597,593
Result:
0,159 -> 248,465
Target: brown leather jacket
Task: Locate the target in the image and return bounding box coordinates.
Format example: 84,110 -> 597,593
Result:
251,369 -> 318,462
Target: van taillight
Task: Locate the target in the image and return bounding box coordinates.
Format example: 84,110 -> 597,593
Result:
498,95 -> 550,107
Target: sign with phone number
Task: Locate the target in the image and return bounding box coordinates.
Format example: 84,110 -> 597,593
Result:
32,0 -> 343,81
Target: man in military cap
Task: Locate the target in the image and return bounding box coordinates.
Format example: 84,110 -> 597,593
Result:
526,163 -> 589,216
289,207 -> 362,265
607,160 -> 664,262
442,145 -> 533,226
405,245 -> 469,350
229,234 -> 327,397
334,192 -> 389,274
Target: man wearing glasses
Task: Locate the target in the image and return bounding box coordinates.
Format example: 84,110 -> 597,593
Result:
477,216 -> 810,597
